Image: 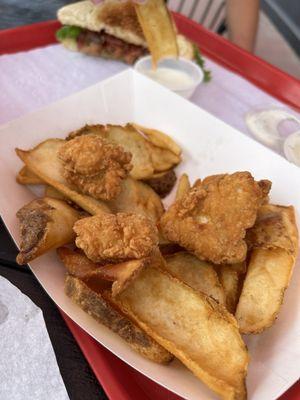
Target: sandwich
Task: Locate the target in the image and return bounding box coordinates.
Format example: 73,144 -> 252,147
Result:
56,0 -> 194,64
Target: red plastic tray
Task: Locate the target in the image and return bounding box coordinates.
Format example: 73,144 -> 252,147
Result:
1,15 -> 299,399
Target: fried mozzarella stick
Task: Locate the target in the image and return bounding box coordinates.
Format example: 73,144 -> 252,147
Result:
16,197 -> 80,265
236,204 -> 298,333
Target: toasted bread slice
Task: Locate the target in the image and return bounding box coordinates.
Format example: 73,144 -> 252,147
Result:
64,273 -> 172,364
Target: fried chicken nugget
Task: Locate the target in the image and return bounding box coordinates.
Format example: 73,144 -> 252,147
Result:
58,135 -> 132,201
74,212 -> 159,263
160,172 -> 271,264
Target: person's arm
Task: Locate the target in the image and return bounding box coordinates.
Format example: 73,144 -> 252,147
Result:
226,0 -> 260,52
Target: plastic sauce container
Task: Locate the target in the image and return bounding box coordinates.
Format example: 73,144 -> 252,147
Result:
134,56 -> 203,99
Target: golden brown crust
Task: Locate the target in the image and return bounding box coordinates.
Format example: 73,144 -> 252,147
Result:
59,135 -> 132,201
115,263 -> 248,399
160,172 -> 272,264
65,275 -> 172,363
134,0 -> 178,66
73,212 -> 159,263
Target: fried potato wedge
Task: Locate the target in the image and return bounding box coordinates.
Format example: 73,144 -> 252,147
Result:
57,246 -> 149,296
16,166 -> 43,185
67,124 -> 154,180
236,249 -> 295,334
246,204 -> 298,254
57,247 -> 100,279
65,275 -> 173,364
164,252 -> 225,305
175,173 -> 191,201
114,259 -> 248,400
134,0 -> 178,67
131,123 -> 181,156
16,197 -> 80,265
16,139 -> 110,215
236,205 -> 298,333
105,124 -> 154,179
143,169 -> 176,198
147,141 -> 181,172
217,265 -> 245,314
107,177 -> 164,223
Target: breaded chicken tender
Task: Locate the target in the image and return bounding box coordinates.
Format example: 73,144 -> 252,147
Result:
160,172 -> 271,264
59,135 -> 132,200
74,212 -> 159,262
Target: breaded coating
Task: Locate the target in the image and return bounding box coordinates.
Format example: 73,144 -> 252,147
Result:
246,204 -> 298,255
74,212 -> 159,262
59,135 -> 132,200
160,172 -> 271,264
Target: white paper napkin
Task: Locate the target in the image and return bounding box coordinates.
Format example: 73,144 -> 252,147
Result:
0,276 -> 69,400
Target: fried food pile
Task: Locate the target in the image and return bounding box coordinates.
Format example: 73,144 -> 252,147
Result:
15,123 -> 298,400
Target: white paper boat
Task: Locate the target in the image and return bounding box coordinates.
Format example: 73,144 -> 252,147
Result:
0,69 -> 299,400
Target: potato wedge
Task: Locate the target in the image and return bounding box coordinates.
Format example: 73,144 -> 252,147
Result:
134,0 -> 178,67
58,248 -> 172,363
143,169 -> 176,198
66,124 -> 181,178
44,185 -> 67,201
236,204 -> 298,333
57,247 -> 100,279
164,252 -> 225,305
175,173 -> 191,201
114,258 -> 248,400
217,265 -> 243,314
236,249 -> 295,334
16,166 -> 43,185
107,177 -> 164,223
65,275 -> 172,364
131,123 -> 181,156
16,139 -> 110,215
16,197 -> 80,265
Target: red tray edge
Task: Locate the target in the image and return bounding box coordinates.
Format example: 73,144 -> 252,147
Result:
0,17 -> 299,111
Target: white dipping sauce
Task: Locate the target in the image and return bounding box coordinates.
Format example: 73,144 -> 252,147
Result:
142,67 -> 194,90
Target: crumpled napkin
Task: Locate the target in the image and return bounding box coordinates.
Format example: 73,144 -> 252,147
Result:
0,276 -> 69,400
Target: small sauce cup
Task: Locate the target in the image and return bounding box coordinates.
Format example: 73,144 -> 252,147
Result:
134,56 -> 204,99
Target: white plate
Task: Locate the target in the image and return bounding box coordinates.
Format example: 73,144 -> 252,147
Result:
0,69 -> 299,400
